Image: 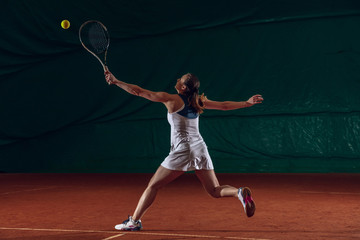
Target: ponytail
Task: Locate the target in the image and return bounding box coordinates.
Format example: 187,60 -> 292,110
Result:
183,73 -> 205,114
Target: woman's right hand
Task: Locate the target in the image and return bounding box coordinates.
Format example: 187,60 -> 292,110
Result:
104,68 -> 116,85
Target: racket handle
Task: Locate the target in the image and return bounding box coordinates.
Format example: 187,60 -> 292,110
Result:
103,65 -> 108,73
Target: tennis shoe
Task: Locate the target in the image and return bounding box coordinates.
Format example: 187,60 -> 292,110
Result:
238,187 -> 256,217
115,216 -> 142,231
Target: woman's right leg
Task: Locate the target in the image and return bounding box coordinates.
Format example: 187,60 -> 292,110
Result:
195,169 -> 238,198
195,169 -> 256,217
132,166 -> 184,221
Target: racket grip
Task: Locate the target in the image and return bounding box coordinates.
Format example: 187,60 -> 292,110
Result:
103,65 -> 109,73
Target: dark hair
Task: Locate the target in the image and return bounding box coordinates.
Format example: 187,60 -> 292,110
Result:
182,73 -> 205,114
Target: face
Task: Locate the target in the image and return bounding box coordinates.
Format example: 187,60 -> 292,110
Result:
175,74 -> 188,93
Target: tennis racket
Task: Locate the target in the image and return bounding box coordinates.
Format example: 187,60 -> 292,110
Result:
79,20 -> 110,72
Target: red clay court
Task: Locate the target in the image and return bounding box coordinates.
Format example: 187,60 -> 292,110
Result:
1,173 -> 359,240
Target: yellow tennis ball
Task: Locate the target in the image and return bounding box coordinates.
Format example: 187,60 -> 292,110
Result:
61,20 -> 70,29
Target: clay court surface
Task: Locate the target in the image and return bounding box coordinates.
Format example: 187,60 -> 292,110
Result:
1,173 -> 359,240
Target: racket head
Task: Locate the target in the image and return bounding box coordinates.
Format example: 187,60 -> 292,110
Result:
79,20 -> 110,71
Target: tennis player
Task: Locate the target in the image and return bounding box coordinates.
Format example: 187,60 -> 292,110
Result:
105,70 -> 263,231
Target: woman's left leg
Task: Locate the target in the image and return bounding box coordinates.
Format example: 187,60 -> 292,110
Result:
115,166 -> 184,231
132,166 -> 184,220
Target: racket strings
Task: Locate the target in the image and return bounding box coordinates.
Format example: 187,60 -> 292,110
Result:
85,22 -> 109,54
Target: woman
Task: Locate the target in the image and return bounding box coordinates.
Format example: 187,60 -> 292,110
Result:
105,70 -> 263,231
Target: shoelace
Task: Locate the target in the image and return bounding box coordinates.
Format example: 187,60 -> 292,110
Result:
122,218 -> 130,224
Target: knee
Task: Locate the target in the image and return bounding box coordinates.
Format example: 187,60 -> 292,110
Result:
208,187 -> 221,198
146,183 -> 162,191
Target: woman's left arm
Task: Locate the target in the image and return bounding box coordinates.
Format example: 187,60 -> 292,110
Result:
204,95 -> 263,111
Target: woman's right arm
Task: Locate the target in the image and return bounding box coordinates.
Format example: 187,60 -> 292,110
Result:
104,70 -> 173,103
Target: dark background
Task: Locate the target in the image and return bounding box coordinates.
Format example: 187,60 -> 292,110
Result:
1,0 -> 360,173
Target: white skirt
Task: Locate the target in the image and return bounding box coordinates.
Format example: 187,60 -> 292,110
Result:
161,141 -> 214,171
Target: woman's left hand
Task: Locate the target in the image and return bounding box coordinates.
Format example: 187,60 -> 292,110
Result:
247,94 -> 263,105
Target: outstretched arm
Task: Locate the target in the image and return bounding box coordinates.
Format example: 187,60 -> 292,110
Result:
204,95 -> 263,110
104,70 -> 172,103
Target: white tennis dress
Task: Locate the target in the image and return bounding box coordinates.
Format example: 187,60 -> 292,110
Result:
161,94 -> 214,171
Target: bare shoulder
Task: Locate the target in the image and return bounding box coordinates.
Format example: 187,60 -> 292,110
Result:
138,90 -> 176,103
156,92 -> 180,102
163,93 -> 184,113
163,92 -> 180,100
